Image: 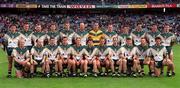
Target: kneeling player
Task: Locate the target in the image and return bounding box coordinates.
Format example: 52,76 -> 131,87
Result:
12,39 -> 30,78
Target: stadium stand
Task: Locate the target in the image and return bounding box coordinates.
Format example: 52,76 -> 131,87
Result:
0,0 -> 179,4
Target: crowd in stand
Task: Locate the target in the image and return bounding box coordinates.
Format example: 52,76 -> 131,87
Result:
0,0 -> 179,4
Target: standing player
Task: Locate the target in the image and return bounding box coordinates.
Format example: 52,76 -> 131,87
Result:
146,24 -> 161,46
131,23 -> 146,46
104,23 -> 117,46
32,23 -> 46,46
119,25 -> 131,46
160,24 -> 176,61
12,38 -> 30,78
60,21 -> 74,45
74,22 -> 89,46
46,23 -> 60,45
19,22 -> 33,50
4,24 -> 21,77
88,22 -> 104,46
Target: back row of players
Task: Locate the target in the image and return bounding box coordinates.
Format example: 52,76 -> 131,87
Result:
3,22 -> 176,78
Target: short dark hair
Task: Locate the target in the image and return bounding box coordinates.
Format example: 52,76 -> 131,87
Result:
50,37 -> 55,40
155,37 -> 161,40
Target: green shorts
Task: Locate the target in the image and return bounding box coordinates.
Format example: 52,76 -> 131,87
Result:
166,46 -> 172,55
127,59 -> 133,67
155,61 -> 163,68
6,47 -> 13,56
14,61 -> 23,70
140,59 -> 144,68
35,60 -> 42,67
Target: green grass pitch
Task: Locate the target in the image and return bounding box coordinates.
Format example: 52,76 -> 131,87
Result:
0,45 -> 180,88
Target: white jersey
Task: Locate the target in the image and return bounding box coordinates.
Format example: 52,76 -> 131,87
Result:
19,30 -> 33,46
60,29 -> 75,45
131,30 -> 146,46
4,32 -> 20,48
150,45 -> 167,61
160,32 -> 176,46
146,31 -> 161,46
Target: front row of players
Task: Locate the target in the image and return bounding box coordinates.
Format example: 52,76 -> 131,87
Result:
11,36 -> 175,78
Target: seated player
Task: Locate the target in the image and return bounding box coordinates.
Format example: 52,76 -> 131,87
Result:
116,48 -> 127,77
59,36 -> 72,76
30,39 -> 46,77
108,37 -> 125,76
121,37 -> 140,77
136,37 -> 151,76
12,38 -> 30,78
45,37 -> 59,77
94,37 -> 110,76
71,37 -> 85,76
82,37 -> 98,75
150,37 -> 175,77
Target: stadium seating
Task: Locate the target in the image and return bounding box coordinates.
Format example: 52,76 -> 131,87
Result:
0,0 -> 179,4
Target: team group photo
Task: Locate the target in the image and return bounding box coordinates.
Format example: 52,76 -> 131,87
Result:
0,0 -> 179,88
